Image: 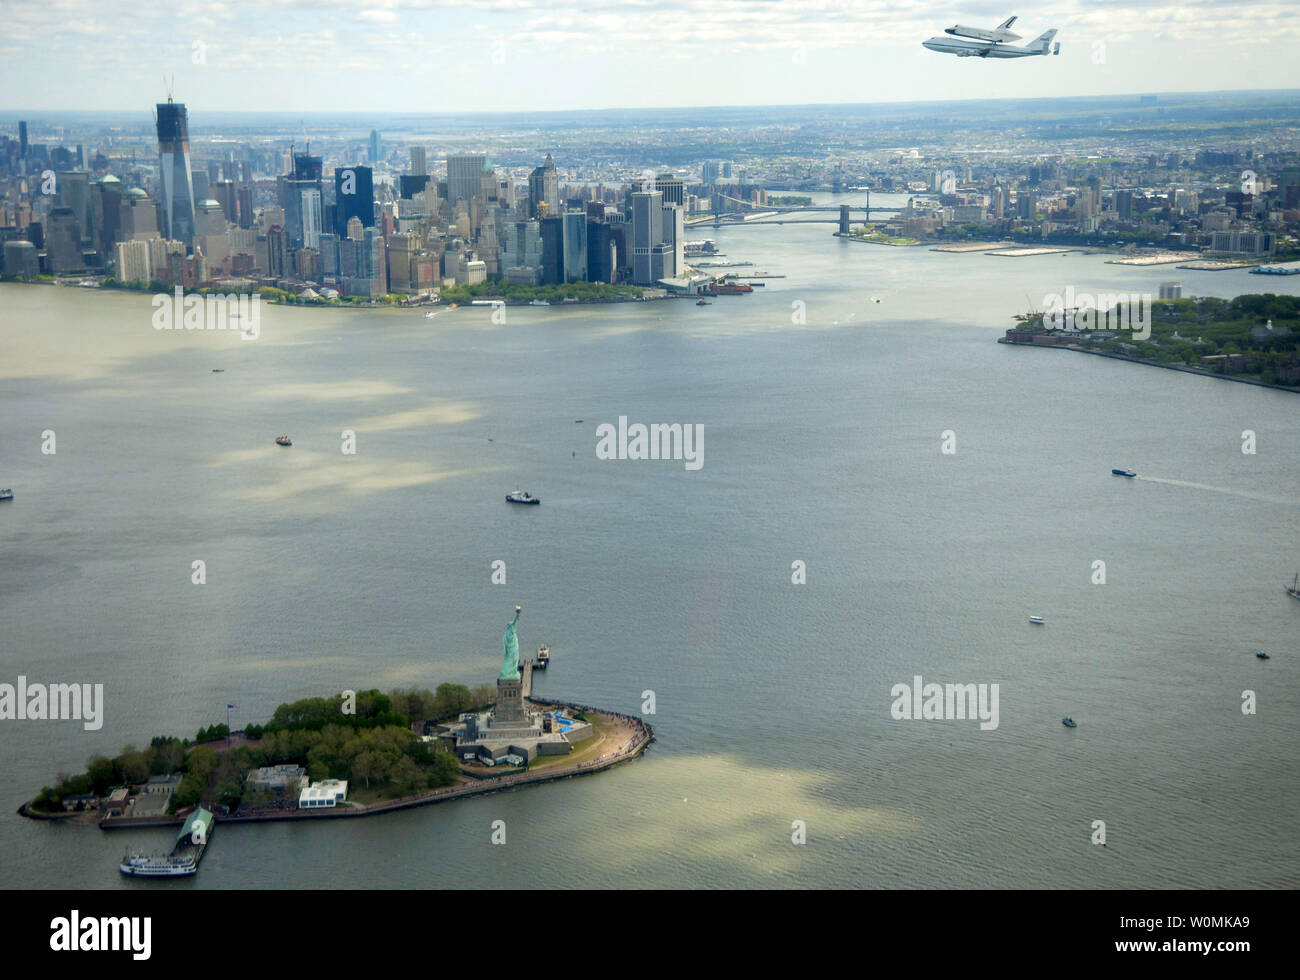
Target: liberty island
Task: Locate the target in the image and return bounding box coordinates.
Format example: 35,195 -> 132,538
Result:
18,606 -> 653,845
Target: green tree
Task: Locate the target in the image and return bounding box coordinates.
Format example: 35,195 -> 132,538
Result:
86,755 -> 117,795
351,750 -> 380,789
433,683 -> 473,718
118,746 -> 151,785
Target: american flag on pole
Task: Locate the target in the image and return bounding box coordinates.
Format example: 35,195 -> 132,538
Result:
227,704 -> 239,711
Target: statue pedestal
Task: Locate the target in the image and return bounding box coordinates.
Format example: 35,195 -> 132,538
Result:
495,676 -> 525,723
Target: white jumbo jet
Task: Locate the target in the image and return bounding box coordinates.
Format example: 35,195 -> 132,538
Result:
923,15 -> 1059,58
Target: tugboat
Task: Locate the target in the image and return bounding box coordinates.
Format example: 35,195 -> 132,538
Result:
506,489 -> 540,505
1028,615 -> 1045,625
1111,468 -> 1136,477
275,435 -> 292,447
1061,717 -> 1077,728
1256,651 -> 1270,660
536,644 -> 550,669
1286,573 -> 1300,600
0,488 -> 13,502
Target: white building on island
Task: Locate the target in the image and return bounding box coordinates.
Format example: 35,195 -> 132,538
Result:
298,779 -> 349,808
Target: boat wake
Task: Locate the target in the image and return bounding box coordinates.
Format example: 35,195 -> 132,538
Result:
1133,475 -> 1298,507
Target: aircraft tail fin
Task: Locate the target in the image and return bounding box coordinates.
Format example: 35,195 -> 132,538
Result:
1032,29 -> 1057,52
998,16 -> 1017,30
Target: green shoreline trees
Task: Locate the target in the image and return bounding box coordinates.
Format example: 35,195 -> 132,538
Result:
28,685 -> 479,814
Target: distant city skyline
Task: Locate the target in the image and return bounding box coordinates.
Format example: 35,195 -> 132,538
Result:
0,0 -> 1295,113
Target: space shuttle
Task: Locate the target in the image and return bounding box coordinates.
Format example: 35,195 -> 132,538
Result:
945,16 -> 1021,43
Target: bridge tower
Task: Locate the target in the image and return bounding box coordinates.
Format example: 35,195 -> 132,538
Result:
838,205 -> 850,235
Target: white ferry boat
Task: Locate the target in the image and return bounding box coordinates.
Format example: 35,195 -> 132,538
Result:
119,853 -> 198,877
119,807 -> 212,877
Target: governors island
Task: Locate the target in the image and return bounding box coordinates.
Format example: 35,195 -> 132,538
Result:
19,607 -> 653,866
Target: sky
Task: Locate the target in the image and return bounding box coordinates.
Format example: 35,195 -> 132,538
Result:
0,0 -> 1297,113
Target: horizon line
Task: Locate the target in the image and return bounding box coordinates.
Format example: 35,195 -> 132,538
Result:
3,86 -> 1300,120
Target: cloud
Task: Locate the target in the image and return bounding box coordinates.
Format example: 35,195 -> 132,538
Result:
0,0 -> 1294,110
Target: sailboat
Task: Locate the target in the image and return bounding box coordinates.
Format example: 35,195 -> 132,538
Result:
1286,573 -> 1300,600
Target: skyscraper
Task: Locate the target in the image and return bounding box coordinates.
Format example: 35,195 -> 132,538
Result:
237,185 -> 254,229
562,210 -> 587,282
156,99 -> 197,248
586,220 -> 615,283
631,190 -> 663,284
281,153 -> 324,249
655,176 -> 684,207
18,120 -> 27,159
369,130 -> 382,164
661,203 -> 683,279
92,174 -> 125,257
528,155 -> 559,219
409,146 -> 426,176
334,165 -> 374,237
448,153 -> 488,206
211,179 -> 238,224
115,239 -> 151,283
45,207 -> 84,273
539,216 -> 565,285
55,171 -> 93,246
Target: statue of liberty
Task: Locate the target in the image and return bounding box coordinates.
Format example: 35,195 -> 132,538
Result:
499,605 -> 522,681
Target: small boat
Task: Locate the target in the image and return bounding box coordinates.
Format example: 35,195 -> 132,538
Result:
1286,573 -> 1300,600
1256,651 -> 1270,660
506,489 -> 540,505
536,644 -> 550,669
1028,616 -> 1045,625
530,299 -> 551,307
1111,468 -> 1137,477
574,420 -> 583,424
1062,717 -> 1077,728
424,310 -> 438,319
275,436 -> 292,447
0,489 -> 13,502
211,368 -> 224,373
696,299 -> 711,306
